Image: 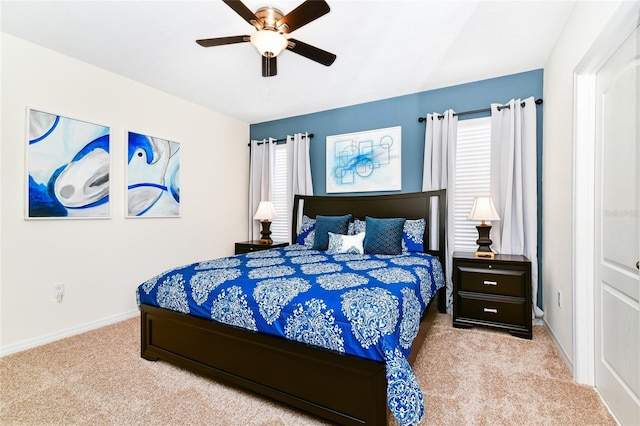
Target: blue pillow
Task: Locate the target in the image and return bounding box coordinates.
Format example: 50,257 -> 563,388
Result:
312,214 -> 352,251
402,218 -> 426,252
296,215 -> 316,247
363,217 -> 406,255
352,218 -> 366,234
353,218 -> 425,253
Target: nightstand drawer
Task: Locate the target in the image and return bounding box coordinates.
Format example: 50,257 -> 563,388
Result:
458,266 -> 526,297
457,293 -> 527,326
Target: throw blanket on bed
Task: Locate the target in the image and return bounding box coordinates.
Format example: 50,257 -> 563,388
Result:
136,244 -> 444,426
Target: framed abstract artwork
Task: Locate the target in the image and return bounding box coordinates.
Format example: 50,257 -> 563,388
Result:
326,126 -> 402,193
126,131 -> 180,218
26,108 -> 111,219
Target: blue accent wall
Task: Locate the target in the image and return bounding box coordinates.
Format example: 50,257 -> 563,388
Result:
250,69 -> 544,308
250,69 -> 543,197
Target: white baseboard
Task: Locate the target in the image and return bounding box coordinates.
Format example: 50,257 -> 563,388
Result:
0,309 -> 139,357
543,318 -> 574,374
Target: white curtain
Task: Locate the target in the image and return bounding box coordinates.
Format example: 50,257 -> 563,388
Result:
422,110 -> 458,314
286,133 -> 313,240
490,97 -> 544,322
249,138 -> 275,240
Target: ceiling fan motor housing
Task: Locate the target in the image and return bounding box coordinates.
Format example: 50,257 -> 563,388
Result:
253,6 -> 286,31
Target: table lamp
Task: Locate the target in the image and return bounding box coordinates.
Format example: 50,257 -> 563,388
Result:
254,201 -> 278,244
468,196 -> 500,259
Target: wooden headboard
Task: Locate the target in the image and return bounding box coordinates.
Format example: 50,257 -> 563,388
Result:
291,190 -> 446,262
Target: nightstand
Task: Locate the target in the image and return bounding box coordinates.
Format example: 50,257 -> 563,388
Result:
452,251 -> 532,339
234,240 -> 288,255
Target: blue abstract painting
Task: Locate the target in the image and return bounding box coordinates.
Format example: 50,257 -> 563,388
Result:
27,109 -> 110,219
326,126 -> 402,193
127,131 -> 180,218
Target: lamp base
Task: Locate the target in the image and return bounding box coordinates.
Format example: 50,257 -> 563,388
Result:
259,220 -> 273,245
475,223 -> 494,259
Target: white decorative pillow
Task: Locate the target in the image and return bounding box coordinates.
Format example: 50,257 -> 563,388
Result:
327,232 -> 365,254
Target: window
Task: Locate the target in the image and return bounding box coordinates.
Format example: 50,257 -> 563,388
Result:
270,143 -> 289,242
454,117 -> 492,252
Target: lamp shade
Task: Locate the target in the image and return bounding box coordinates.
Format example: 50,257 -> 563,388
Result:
467,196 -> 501,222
254,201 -> 278,220
250,30 -> 288,57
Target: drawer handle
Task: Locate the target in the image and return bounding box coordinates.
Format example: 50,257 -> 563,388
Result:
483,280 -> 498,286
483,307 -> 498,314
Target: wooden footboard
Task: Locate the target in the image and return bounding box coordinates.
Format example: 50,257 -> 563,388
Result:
141,285 -> 443,425
141,303 -> 388,425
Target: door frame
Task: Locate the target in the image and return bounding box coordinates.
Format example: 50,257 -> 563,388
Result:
573,1 -> 640,385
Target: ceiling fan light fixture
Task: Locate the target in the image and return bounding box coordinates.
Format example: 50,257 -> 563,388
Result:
250,30 -> 288,57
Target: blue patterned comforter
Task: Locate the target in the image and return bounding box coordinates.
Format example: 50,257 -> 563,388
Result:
136,244 -> 444,426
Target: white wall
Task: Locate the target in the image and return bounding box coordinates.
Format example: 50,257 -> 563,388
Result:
0,33 -> 249,354
542,1 -> 623,369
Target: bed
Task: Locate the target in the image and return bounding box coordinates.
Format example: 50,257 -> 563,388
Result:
138,190 -> 447,425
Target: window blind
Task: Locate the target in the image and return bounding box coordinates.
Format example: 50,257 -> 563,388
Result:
270,143 -> 289,242
454,116 -> 492,252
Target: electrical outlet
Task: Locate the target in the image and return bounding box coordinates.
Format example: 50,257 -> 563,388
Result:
557,290 -> 561,308
53,283 -> 65,303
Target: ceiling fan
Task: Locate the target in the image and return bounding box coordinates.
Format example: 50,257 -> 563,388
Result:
196,0 -> 336,77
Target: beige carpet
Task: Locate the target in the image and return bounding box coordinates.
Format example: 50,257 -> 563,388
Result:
0,314 -> 616,425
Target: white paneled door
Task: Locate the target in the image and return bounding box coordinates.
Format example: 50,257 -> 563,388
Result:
595,24 -> 640,425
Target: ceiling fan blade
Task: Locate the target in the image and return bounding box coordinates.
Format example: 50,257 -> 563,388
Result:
287,38 -> 336,66
222,0 -> 262,29
262,56 -> 278,77
196,35 -> 249,47
276,0 -> 330,33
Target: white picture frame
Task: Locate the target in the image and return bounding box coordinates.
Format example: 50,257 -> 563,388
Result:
25,108 -> 111,219
126,131 -> 181,218
326,126 -> 401,193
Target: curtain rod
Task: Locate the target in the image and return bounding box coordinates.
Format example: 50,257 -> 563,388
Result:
272,133 -> 314,143
417,98 -> 543,122
249,133 -> 314,146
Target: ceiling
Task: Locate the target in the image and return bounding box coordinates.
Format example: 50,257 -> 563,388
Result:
1,0 -> 575,124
